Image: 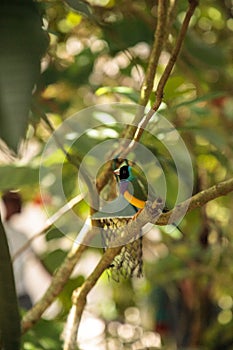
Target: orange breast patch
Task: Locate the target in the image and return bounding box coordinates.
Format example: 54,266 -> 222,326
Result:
124,190 -> 145,209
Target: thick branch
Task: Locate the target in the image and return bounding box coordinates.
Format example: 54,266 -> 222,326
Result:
118,1 -> 169,147
157,177 -> 233,225
63,246 -> 121,350
94,1 -> 169,191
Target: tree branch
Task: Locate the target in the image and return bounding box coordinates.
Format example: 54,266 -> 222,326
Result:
63,246 -> 122,350
21,242 -> 86,333
94,1 -> 193,194
118,0 -> 169,147
119,0 -> 198,159
21,175 -> 233,335
62,176 -> 233,349
63,199 -> 164,350
21,222 -> 96,334
152,0 -> 199,111
157,177 -> 233,225
95,2 -> 169,187
139,0 -> 168,108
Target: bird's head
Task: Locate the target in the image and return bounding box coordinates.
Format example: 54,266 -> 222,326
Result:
114,163 -> 134,181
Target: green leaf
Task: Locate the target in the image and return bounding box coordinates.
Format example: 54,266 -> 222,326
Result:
173,91 -> 225,109
46,227 -> 65,241
184,32 -> 226,67
95,86 -> 139,102
103,18 -> 153,54
64,0 -> 93,19
163,76 -> 185,100
0,216 -> 21,350
0,166 -> 38,191
22,319 -> 63,350
42,249 -> 67,274
199,129 -> 226,149
58,276 -> 85,312
0,1 -> 48,152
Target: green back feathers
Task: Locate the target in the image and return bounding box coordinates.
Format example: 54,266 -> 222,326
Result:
124,165 -> 148,202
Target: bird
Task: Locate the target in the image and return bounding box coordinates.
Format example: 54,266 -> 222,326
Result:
113,162 -> 148,210
114,162 -> 183,234
92,161 -> 149,280
92,161 -> 178,280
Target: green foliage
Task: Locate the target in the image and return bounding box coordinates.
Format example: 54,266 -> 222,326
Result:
21,319 -> 63,350
58,276 -> 85,314
46,227 -> 65,241
0,1 -> 48,151
0,165 -> 39,191
42,249 -> 67,274
103,17 -> 153,54
96,86 -> 140,103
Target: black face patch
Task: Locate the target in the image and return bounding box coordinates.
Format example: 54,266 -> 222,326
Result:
119,165 -> 129,180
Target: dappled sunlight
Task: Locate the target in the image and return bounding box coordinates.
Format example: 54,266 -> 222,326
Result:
78,308 -> 161,350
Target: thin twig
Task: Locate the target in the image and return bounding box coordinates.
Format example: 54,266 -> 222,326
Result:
139,0 -> 168,108
12,193 -> 85,261
152,0 -> 199,111
94,0 -> 169,191
119,0 -> 169,145
119,0 -> 198,159
21,220 -> 96,334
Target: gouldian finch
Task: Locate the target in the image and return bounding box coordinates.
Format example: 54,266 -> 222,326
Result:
92,161 -> 148,280
113,162 -> 148,210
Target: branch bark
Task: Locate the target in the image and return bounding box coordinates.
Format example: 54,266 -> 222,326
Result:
21,220 -> 97,334
139,0 -> 168,108
152,0 -> 199,112
157,177 -> 233,225
21,242 -> 87,333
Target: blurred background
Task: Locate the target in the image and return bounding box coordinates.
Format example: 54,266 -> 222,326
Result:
0,0 -> 233,349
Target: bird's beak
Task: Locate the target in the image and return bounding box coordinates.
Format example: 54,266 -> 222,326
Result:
113,168 -> 120,176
